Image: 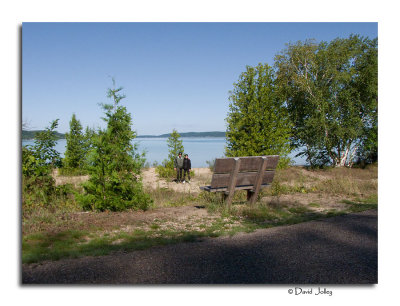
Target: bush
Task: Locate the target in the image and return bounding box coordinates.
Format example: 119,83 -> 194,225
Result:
155,166 -> 175,179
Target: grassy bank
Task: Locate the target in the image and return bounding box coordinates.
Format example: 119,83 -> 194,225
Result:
22,164 -> 377,264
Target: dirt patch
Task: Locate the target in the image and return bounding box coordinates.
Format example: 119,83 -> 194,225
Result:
141,167 -> 212,193
54,167 -> 213,194
261,193 -> 349,212
41,205 -> 218,234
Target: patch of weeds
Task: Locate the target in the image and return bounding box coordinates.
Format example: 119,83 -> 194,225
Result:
356,194 -> 378,205
340,194 -> 378,213
347,203 -> 378,213
288,206 -> 312,214
22,229 -> 90,263
150,223 -> 161,230
308,202 -> 321,208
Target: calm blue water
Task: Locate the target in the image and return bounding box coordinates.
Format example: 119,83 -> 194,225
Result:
22,137 -> 306,167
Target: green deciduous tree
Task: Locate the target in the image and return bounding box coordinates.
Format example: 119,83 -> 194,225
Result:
225,63 -> 292,167
274,35 -> 377,167
77,81 -> 152,211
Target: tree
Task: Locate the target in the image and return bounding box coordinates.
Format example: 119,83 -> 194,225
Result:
225,63 -> 292,167
167,129 -> 184,167
30,119 -> 62,168
22,120 -> 61,205
274,35 -> 378,167
77,81 -> 152,211
155,129 -> 185,178
64,114 -> 86,171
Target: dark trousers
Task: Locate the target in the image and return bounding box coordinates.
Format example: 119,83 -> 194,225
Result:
176,168 -> 183,181
183,169 -> 191,181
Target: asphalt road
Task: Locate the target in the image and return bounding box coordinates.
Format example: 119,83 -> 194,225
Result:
22,210 -> 377,284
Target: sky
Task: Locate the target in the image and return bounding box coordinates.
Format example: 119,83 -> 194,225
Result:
22,22 -> 378,135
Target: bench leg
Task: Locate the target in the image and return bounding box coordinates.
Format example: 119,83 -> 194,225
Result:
248,190 -> 259,206
224,190 -> 235,208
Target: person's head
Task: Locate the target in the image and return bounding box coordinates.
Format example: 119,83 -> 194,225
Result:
178,152 -> 182,157
184,154 -> 188,159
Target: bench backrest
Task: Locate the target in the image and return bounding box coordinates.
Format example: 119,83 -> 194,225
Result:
210,155 -> 279,189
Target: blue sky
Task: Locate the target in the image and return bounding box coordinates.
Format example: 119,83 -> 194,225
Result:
22,22 -> 377,135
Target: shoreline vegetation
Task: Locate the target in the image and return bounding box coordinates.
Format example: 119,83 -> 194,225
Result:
22,130 -> 226,140
22,164 -> 377,265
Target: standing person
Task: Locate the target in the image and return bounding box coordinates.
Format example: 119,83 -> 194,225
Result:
183,154 -> 191,183
174,152 -> 184,183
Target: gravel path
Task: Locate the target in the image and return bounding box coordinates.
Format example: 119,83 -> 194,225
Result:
22,210 -> 377,284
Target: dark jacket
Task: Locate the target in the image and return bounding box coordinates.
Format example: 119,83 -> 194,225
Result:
183,158 -> 191,170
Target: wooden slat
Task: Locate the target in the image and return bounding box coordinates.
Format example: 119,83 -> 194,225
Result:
213,158 -> 235,173
201,184 -> 272,193
264,155 -> 280,170
238,157 -> 263,172
214,155 -> 280,173
210,170 -> 275,189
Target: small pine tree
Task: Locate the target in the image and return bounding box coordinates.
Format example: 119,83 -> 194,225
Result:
63,114 -> 86,172
156,129 -> 184,178
77,81 -> 152,211
167,129 -> 184,167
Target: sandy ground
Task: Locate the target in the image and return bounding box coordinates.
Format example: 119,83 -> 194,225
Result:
141,167 -> 212,193
54,167 -> 213,194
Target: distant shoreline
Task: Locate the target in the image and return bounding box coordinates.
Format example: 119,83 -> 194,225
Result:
22,130 -> 226,140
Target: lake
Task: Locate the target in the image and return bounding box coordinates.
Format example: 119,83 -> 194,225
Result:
22,137 -> 306,167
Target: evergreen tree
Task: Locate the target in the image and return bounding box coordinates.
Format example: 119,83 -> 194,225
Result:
64,114 -> 85,170
166,129 -> 184,167
77,81 -> 152,211
225,63 -> 292,167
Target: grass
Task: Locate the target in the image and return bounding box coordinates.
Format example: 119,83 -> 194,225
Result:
22,164 -> 378,264
22,216 -> 248,264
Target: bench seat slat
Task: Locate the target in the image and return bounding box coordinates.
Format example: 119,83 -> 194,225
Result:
200,184 -> 272,192
213,155 -> 279,173
210,170 -> 275,189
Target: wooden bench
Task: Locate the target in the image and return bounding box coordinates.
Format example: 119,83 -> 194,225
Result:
200,155 -> 280,206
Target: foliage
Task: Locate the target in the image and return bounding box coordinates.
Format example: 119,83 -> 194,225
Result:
155,164 -> 176,179
63,114 -> 86,172
22,120 -> 61,206
274,35 -> 378,167
77,81 -> 152,211
225,63 -> 292,168
156,129 -> 185,178
167,129 -> 185,167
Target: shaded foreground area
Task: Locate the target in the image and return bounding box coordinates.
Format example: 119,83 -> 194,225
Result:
22,210 -> 377,284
